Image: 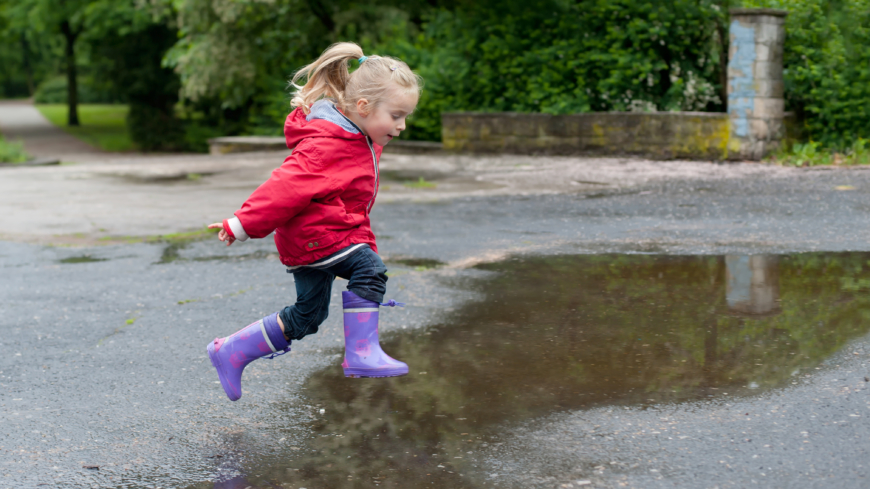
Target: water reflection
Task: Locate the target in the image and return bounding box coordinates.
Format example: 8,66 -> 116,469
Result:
201,253 -> 870,489
726,255 -> 780,316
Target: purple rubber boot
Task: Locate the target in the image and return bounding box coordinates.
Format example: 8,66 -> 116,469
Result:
207,313 -> 290,401
341,291 -> 409,378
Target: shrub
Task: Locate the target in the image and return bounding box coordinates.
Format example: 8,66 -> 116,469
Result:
380,0 -> 728,141
0,135 -> 30,163
182,123 -> 225,153
127,104 -> 184,152
33,76 -> 119,104
773,138 -> 870,166
744,0 -> 870,149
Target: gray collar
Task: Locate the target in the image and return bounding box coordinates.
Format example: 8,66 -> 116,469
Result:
306,99 -> 361,135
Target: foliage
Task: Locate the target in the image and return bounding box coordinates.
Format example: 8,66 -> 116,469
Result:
164,0 -> 320,110
3,0 -> 868,149
375,0 -> 729,140
36,104 -> 134,152
772,138 -> 870,167
33,75 -> 118,103
0,135 -> 30,163
163,0 -> 731,142
0,2 -> 59,98
89,18 -> 185,151
743,0 -> 870,149
2,0 -> 99,125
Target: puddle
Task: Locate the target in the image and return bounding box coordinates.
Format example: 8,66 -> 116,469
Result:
118,171 -> 216,184
156,243 -> 278,265
58,255 -> 108,264
385,257 -> 446,270
157,242 -> 188,264
192,252 -> 870,488
380,169 -> 447,183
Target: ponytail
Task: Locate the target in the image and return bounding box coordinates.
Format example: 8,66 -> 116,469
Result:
290,41 -> 422,115
290,42 -> 364,114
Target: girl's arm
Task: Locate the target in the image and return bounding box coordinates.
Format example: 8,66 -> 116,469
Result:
208,222 -> 236,246
213,140 -> 334,243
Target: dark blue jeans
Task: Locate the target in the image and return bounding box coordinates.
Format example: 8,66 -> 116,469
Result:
278,246 -> 388,341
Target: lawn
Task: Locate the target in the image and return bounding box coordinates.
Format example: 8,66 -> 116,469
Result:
36,104 -> 134,152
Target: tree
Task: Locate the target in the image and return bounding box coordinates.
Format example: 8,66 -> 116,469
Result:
3,0 -> 92,125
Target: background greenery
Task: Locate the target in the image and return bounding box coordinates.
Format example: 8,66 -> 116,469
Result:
0,135 -> 29,163
36,104 -> 132,152
0,0 -> 867,152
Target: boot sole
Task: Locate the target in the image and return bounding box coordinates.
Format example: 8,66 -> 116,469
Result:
208,341 -> 240,401
343,367 -> 409,378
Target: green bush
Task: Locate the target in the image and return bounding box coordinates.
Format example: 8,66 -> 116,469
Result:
127,103 -> 184,151
379,0 -> 728,141
743,0 -> 870,149
774,138 -> 870,166
33,76 -> 119,104
182,122 -> 225,153
0,135 -> 30,163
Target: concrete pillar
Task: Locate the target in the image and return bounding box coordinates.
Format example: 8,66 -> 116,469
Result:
725,255 -> 780,316
727,8 -> 788,160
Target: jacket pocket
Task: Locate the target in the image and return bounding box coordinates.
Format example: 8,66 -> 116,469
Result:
301,231 -> 339,254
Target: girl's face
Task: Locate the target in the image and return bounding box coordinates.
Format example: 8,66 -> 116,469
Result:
352,86 -> 419,147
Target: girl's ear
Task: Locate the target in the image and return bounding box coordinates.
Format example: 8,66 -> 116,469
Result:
355,98 -> 371,117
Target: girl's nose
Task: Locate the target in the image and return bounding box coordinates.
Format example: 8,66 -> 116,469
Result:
397,119 -> 406,131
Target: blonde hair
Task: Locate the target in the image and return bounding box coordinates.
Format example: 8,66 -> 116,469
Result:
290,42 -> 422,115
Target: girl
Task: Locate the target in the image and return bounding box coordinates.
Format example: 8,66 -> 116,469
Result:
205,42 -> 421,402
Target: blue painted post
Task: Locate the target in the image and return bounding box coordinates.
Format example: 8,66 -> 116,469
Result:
727,9 -> 788,160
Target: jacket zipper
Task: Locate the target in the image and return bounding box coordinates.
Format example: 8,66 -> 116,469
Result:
364,136 -> 378,213
327,103 -> 379,214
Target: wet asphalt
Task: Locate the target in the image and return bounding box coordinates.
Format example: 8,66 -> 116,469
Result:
3,167 -> 870,488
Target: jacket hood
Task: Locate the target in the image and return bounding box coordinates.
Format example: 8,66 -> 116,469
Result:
284,99 -> 365,149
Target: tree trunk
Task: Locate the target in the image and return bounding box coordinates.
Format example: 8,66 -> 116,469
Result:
20,34 -> 35,96
60,20 -> 80,127
305,0 -> 335,31
717,18 -> 729,112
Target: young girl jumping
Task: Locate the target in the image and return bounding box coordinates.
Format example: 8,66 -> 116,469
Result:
205,42 -> 421,401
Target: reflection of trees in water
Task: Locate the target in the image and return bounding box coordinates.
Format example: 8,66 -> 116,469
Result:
236,253 -> 870,488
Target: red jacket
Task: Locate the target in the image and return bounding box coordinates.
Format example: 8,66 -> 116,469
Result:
222,101 -> 382,267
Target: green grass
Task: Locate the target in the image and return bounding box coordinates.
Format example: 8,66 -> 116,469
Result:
35,104 -> 134,152
771,139 -> 870,167
403,177 -> 437,189
0,135 -> 30,163
97,225 -> 220,245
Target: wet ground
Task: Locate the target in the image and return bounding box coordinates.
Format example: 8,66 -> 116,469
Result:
4,171 -> 870,488
186,252 -> 870,489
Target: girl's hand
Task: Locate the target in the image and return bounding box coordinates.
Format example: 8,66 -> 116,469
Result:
208,222 -> 235,246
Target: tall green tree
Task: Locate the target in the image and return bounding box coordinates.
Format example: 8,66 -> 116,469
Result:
3,0 -> 94,125
82,1 -> 182,150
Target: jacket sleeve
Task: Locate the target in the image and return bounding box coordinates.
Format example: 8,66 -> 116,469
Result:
233,139 -> 335,239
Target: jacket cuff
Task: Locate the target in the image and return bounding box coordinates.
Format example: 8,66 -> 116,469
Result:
223,217 -> 249,242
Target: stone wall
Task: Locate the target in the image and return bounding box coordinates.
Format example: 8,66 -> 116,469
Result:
442,111 -> 732,160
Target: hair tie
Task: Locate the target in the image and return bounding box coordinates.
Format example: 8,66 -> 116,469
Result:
358,56 -> 368,64
390,65 -> 397,71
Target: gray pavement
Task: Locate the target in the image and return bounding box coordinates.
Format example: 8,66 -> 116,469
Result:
3,129 -> 870,488
0,101 -> 105,161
